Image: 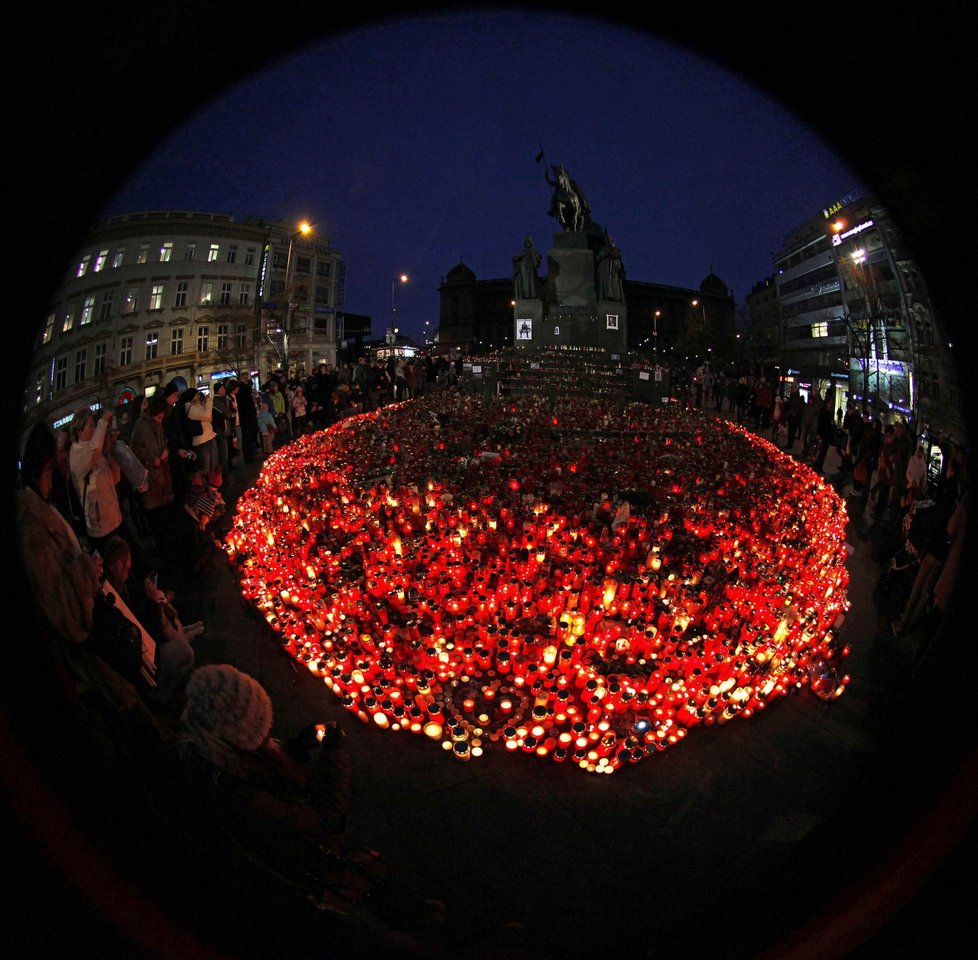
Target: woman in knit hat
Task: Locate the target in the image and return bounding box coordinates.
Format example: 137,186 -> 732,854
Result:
178,665 -> 350,851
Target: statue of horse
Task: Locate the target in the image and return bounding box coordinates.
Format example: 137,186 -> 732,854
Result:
546,164 -> 589,232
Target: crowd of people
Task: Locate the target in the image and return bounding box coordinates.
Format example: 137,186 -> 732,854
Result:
13,363 -> 464,955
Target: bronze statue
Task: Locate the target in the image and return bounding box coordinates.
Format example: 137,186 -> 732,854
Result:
545,163 -> 591,233
512,237 -> 541,299
596,233 -> 624,300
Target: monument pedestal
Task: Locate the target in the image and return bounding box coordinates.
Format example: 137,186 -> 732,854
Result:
512,231 -> 627,354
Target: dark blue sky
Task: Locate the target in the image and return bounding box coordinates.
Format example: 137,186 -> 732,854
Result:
100,10 -> 866,343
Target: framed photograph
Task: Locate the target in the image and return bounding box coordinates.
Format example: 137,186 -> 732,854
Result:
606,314 -> 619,330
516,319 -> 533,340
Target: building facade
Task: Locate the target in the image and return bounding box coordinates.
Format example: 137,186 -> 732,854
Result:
752,194 -> 963,441
23,211 -> 344,435
438,260 -> 736,366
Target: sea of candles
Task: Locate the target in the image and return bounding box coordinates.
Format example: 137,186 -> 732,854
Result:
225,392 -> 850,774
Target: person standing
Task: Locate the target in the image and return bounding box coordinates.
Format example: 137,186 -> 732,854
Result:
812,392 -> 836,474
68,406 -> 124,554
236,381 -> 259,464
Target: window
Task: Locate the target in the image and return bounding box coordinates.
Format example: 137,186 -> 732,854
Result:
119,336 -> 133,366
112,248 -> 125,268
217,323 -> 229,349
41,313 -> 55,345
34,372 -> 45,406
207,243 -> 220,262
220,282 -> 232,305
80,297 -> 95,326
315,285 -> 331,304
235,323 -> 247,350
197,326 -> 209,352
811,321 -> 829,338
62,308 -> 74,333
74,349 -> 87,383
94,343 -> 107,375
295,256 -> 311,274
317,261 -> 331,278
99,290 -> 114,321
137,243 -> 149,264
244,248 -> 255,266
149,284 -> 164,310
238,283 -> 250,306
170,327 -> 184,355
185,242 -> 196,262
76,255 -> 91,277
199,282 -> 213,306
160,242 -> 173,262
145,332 -> 159,360
55,357 -> 67,390
124,287 -> 139,313
173,281 -> 187,308
227,244 -> 237,264
94,249 -> 109,272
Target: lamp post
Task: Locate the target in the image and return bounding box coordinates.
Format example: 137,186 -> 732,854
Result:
280,220 -> 312,378
389,274 -> 408,348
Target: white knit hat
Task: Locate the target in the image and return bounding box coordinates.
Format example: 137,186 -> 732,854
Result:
180,665 -> 273,767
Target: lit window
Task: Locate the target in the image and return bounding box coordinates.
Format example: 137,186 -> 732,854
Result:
185,243 -> 196,262
137,243 -> 149,264
170,327 -> 184,355
207,244 -> 220,262
150,284 -> 164,310
62,309 -> 74,333
119,336 -> 133,366
160,242 -> 173,262
174,282 -> 188,308
812,321 -> 829,338
94,343 -> 106,375
99,290 -> 114,321
74,349 -> 87,383
220,282 -> 232,305
244,248 -> 255,266
34,372 -> 45,405
112,248 -> 125,268
80,297 -> 95,325
94,249 -> 109,272
197,326 -> 209,352
227,244 -> 237,264
145,332 -> 158,360
76,255 -> 91,277
125,288 -> 139,313
199,282 -> 213,306
41,313 -> 55,345
55,357 -> 67,390
239,283 -> 250,306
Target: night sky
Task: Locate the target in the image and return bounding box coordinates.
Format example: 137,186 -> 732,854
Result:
99,10 -> 866,344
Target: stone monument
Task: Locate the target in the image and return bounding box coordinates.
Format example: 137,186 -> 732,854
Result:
513,159 -> 628,354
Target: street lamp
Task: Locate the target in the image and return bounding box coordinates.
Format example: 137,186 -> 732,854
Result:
390,273 -> 408,347
281,220 -> 312,377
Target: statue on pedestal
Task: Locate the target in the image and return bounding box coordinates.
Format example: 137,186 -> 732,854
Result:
545,163 -> 591,233
512,237 -> 542,299
596,233 -> 624,301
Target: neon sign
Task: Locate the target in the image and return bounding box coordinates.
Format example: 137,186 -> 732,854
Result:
831,219 -> 874,246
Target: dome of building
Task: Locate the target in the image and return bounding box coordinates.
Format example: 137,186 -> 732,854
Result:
445,260 -> 476,283
699,270 -> 729,296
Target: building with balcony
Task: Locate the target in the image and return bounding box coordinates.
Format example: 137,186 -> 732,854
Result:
22,211 -> 345,436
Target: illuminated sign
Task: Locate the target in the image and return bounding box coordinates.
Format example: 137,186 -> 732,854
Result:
831,219 -> 875,246
822,191 -> 861,218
